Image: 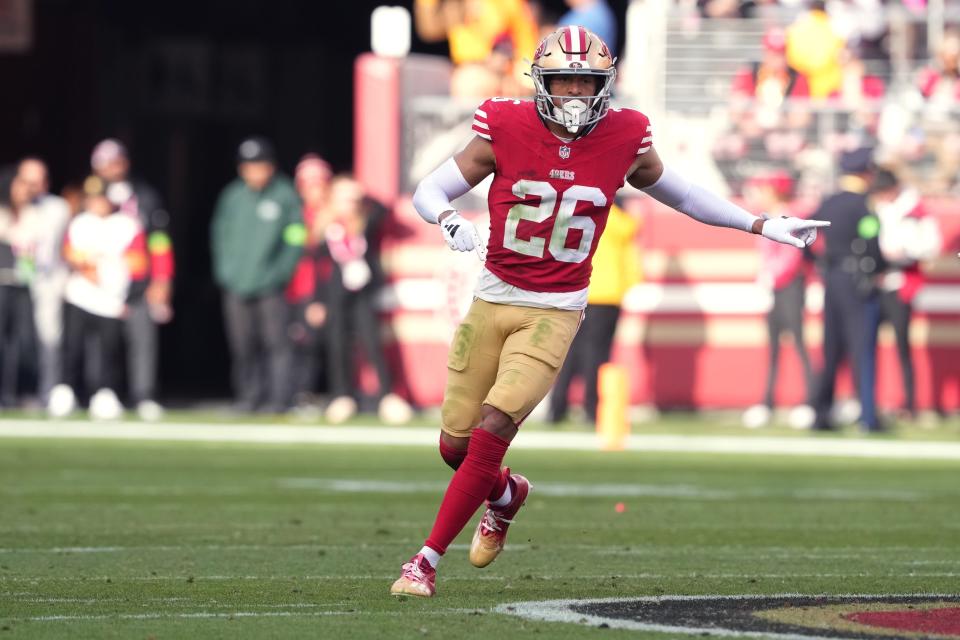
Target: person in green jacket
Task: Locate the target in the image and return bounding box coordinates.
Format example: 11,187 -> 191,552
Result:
211,137 -> 305,413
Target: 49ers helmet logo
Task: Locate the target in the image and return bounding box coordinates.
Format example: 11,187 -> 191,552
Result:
534,37 -> 548,61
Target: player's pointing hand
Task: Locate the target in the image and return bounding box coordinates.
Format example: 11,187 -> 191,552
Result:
761,216 -> 831,249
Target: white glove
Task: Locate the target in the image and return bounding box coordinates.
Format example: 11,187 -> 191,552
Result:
440,211 -> 486,261
761,215 -> 831,249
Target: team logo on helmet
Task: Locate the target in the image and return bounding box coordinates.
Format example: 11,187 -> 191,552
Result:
534,37 -> 548,60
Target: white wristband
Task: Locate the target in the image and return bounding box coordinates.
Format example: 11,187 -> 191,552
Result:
412,158 -> 473,224
642,165 -> 759,233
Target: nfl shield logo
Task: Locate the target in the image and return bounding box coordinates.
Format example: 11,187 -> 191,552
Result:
559,145 -> 571,159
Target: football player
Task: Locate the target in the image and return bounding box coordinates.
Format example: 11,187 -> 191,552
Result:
391,25 -> 829,598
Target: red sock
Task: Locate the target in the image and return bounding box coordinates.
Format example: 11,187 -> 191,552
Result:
439,436 -> 467,471
425,429 -> 510,555
487,466 -> 509,502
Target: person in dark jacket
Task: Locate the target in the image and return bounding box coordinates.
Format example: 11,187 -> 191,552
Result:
321,175 -> 412,425
287,154 -> 335,410
211,137 -> 304,413
91,139 -> 174,421
807,147 -> 886,431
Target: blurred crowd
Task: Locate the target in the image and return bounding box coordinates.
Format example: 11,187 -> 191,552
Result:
0,138 -> 413,425
413,0 -> 960,196
413,0 -> 617,98
708,0 -> 960,195
1,145 -> 172,422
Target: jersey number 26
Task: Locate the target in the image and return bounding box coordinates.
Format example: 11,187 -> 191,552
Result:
504,180 -> 606,264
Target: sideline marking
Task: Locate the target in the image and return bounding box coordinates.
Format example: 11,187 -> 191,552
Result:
496,594 -> 960,639
2,421 -> 960,460
9,608 -> 486,623
277,478 -> 932,501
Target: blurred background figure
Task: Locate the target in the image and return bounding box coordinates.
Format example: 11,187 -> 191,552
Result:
13,158 -> 71,406
696,0 -> 778,19
826,0 -> 889,72
713,28 -> 812,194
413,0 -> 539,97
90,139 -> 174,421
211,137 -> 304,414
558,0 -> 617,54
912,29 -> 960,192
741,171 -> 816,429
870,168 -> 941,421
48,176 -> 148,421
322,175 -> 412,425
287,154 -> 335,414
0,167 -> 40,408
786,0 -> 845,100
807,147 -> 885,431
548,201 -> 641,426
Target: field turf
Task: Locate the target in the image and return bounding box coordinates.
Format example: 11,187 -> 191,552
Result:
1,430 -> 959,638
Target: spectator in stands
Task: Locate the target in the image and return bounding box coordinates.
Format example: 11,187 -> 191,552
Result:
0,168 -> 40,407
697,0 -> 777,19
914,29 -> 960,192
741,171 -> 816,429
713,28 -> 811,192
47,176 -> 148,420
13,159 -> 71,406
559,0 -> 617,54
322,175 -> 413,426
413,0 -> 539,97
91,139 -> 174,421
807,147 -> 885,431
211,137 -> 304,414
822,44 -> 887,155
826,0 -> 888,69
548,201 -> 640,425
870,168 -> 941,420
287,154 -> 335,411
787,0 -> 846,99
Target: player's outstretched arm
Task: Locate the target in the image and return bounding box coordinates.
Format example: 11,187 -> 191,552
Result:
626,146 -> 829,248
412,135 -> 496,260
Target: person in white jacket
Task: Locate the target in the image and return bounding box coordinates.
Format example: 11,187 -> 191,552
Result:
47,177 -> 148,420
871,168 -> 941,419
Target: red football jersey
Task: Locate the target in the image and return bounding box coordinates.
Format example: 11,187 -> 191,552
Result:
472,98 -> 651,293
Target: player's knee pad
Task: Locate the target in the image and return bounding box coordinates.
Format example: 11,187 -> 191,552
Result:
440,386 -> 480,439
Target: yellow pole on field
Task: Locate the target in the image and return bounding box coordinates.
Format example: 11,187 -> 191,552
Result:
596,363 -> 629,451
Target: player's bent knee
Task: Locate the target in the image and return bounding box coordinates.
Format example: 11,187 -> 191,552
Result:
440,397 -> 478,440
478,404 -> 518,442
438,432 -> 468,470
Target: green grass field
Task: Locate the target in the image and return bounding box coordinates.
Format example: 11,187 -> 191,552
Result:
1,429 -> 959,639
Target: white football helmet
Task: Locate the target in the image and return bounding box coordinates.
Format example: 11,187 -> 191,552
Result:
530,25 -> 617,135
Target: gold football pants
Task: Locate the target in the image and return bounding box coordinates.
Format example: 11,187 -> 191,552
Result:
441,298 -> 582,438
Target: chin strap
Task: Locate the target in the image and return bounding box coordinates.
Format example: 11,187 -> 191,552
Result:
553,99 -> 589,134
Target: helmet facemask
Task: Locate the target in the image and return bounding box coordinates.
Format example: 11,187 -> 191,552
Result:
532,67 -> 617,135
530,26 -> 617,136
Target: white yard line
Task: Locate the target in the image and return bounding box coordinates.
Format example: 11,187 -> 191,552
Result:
277,478 -> 933,501
2,420 -> 960,460
1,543 -> 956,557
